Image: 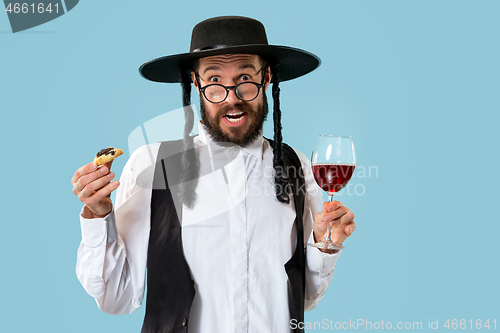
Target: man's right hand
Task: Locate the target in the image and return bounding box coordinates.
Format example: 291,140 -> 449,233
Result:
72,160 -> 120,219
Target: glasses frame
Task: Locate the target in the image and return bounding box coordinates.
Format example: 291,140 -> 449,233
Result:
195,64 -> 267,104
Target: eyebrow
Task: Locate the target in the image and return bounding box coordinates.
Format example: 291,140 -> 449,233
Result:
201,64 -> 259,76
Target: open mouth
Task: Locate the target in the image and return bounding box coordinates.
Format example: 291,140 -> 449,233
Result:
224,111 -> 246,123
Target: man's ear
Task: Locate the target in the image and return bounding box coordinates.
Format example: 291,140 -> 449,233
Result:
191,71 -> 200,95
264,66 -> 272,91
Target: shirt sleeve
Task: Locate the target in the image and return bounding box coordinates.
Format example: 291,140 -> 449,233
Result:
75,143 -> 160,315
292,148 -> 341,312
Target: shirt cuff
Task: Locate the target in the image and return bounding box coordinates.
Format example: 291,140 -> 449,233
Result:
79,207 -> 117,247
306,231 -> 341,278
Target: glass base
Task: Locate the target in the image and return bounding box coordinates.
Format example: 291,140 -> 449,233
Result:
308,240 -> 345,251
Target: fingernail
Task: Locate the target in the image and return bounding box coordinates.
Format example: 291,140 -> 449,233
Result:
324,214 -> 332,222
107,172 -> 114,179
100,167 -> 108,174
113,181 -> 119,187
89,163 -> 96,170
327,205 -> 333,212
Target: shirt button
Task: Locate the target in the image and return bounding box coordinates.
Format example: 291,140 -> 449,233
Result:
182,318 -> 188,327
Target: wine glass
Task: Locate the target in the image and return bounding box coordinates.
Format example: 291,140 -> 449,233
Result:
309,135 -> 356,250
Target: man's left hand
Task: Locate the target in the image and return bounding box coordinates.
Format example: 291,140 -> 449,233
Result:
313,201 -> 356,254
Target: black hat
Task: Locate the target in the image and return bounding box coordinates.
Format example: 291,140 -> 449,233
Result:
139,16 -> 321,83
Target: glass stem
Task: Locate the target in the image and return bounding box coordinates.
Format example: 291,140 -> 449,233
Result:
323,193 -> 334,242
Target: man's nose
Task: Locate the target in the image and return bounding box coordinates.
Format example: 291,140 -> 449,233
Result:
225,87 -> 240,104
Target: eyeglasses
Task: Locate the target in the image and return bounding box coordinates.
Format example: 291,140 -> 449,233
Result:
195,65 -> 267,104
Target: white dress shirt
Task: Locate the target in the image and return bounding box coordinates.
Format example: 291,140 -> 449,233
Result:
76,122 -> 340,333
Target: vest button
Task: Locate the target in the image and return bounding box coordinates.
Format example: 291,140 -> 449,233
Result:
182,318 -> 188,327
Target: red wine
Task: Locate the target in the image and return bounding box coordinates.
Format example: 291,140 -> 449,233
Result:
312,163 -> 355,193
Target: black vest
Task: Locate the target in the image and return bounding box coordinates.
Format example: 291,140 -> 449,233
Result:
141,138 -> 306,333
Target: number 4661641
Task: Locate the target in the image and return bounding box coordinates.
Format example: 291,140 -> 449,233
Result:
443,319 -> 496,330
5,3 -> 59,14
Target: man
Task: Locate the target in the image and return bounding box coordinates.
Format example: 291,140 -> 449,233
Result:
73,16 -> 356,333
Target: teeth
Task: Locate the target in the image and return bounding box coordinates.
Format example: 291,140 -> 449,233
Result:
226,111 -> 244,116
227,114 -> 244,123
225,111 -> 245,123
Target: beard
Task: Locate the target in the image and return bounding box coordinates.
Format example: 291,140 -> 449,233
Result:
200,92 -> 269,147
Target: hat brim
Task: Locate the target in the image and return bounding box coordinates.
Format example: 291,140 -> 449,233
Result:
139,44 -> 321,83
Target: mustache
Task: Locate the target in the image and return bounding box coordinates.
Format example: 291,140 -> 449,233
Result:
216,103 -> 255,118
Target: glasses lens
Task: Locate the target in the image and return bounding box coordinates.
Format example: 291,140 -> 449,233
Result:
236,83 -> 259,101
204,85 -> 227,103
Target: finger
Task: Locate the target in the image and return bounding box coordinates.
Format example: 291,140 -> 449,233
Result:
331,211 -> 355,227
314,211 -> 328,237
73,165 -> 111,194
72,162 -> 97,186
324,206 -> 349,222
330,212 -> 354,231
324,200 -> 338,212
326,200 -> 345,212
78,171 -> 115,200
341,212 -> 355,224
315,210 -> 326,224
345,221 -> 356,236
325,201 -> 338,212
100,158 -> 114,172
82,181 -> 120,206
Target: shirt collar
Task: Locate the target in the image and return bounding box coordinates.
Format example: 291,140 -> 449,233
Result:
197,121 -> 264,160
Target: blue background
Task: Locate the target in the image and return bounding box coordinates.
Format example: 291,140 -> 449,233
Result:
1,0 -> 499,332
